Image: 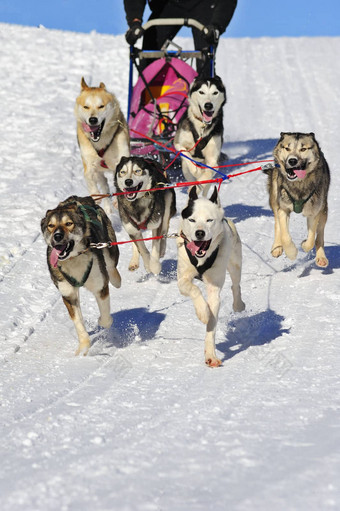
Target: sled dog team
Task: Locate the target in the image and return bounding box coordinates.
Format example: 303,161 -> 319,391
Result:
41,77 -> 330,366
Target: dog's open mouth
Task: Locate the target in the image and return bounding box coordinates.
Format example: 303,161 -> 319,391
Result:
199,106 -> 214,124
285,162 -> 307,181
186,239 -> 212,258
82,120 -> 105,142
123,182 -> 143,201
50,241 -> 74,268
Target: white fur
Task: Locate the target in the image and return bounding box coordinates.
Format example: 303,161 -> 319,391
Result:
177,189 -> 245,367
174,80 -> 225,197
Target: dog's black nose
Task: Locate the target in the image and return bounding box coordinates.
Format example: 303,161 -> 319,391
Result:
288,157 -> 298,167
195,230 -> 205,240
125,179 -> 134,187
204,102 -> 213,111
53,232 -> 64,243
89,117 -> 98,125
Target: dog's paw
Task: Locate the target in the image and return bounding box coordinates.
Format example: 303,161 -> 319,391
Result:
75,338 -> 90,356
301,239 -> 315,253
316,256 -> 328,267
271,245 -> 283,258
284,242 -> 298,260
150,258 -> 161,275
315,248 -> 329,268
205,356 -> 222,368
128,261 -> 140,271
194,297 -> 210,324
233,299 -> 245,313
98,315 -> 113,329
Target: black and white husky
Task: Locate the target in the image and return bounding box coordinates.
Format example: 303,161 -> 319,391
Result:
115,156 -> 176,275
174,76 -> 226,196
177,186 -> 245,367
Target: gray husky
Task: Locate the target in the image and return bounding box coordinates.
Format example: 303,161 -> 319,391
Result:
177,186 -> 245,367
263,132 -> 330,267
114,156 -> 176,275
174,76 -> 226,196
41,196 -> 121,355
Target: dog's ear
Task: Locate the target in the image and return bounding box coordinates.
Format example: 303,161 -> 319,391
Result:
309,132 -> 315,139
188,186 -> 198,201
209,186 -> 220,205
40,210 -> 54,233
99,82 -> 106,89
116,156 -> 129,171
81,77 -> 89,90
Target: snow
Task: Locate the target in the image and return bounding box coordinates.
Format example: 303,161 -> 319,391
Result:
1,23 -> 340,511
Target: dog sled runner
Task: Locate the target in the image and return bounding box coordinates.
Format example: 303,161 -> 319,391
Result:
127,18 -> 216,165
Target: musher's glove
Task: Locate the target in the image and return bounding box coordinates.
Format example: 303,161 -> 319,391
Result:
125,21 -> 144,46
203,25 -> 220,45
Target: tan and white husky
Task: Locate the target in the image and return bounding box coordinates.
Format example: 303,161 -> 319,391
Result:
75,77 -> 130,214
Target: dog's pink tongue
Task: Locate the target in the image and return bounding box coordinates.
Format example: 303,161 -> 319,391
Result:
82,122 -> 98,133
186,240 -> 201,256
50,247 -> 62,268
203,111 -> 213,123
294,169 -> 306,179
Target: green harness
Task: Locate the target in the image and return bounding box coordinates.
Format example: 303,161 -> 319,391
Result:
58,258 -> 93,288
56,201 -> 105,288
283,188 -> 316,214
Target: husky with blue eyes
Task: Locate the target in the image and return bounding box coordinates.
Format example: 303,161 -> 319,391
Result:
174,76 -> 226,197
177,186 -> 245,367
114,156 -> 176,275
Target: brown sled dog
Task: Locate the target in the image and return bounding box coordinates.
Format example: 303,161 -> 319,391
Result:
264,132 -> 330,267
41,195 -> 121,355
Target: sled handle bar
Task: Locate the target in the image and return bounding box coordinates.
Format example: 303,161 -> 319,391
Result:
143,18 -> 206,33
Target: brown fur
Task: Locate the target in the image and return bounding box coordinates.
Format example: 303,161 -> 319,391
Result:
264,132 -> 330,267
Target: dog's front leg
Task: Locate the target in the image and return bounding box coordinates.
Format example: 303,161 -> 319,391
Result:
96,171 -> 113,215
303,210 -> 328,267
130,236 -> 151,273
150,232 -> 162,275
128,242 -> 141,271
93,283 -> 113,329
204,282 -> 222,367
314,209 -> 328,267
62,293 -> 90,356
178,272 -> 210,325
201,144 -> 220,197
278,208 -> 298,260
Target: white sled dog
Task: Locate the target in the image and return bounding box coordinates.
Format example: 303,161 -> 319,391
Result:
75,77 -> 130,214
41,196 -> 121,356
263,132 -> 330,267
174,76 -> 226,196
177,186 -> 245,367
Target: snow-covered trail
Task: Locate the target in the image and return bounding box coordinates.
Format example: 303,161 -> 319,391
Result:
0,24 -> 339,511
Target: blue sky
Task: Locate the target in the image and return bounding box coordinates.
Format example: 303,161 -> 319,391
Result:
0,0 -> 338,38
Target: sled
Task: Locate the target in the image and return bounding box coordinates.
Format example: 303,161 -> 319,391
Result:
127,18 -> 216,165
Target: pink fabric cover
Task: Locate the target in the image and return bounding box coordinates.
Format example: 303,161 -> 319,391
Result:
129,57 -> 197,139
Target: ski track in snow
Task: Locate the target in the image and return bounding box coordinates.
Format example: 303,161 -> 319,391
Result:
0,24 -> 340,511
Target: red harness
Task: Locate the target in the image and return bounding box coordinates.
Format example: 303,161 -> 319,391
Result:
97,148 -> 108,169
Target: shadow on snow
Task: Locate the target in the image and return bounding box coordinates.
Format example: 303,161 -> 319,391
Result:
218,308 -> 290,361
